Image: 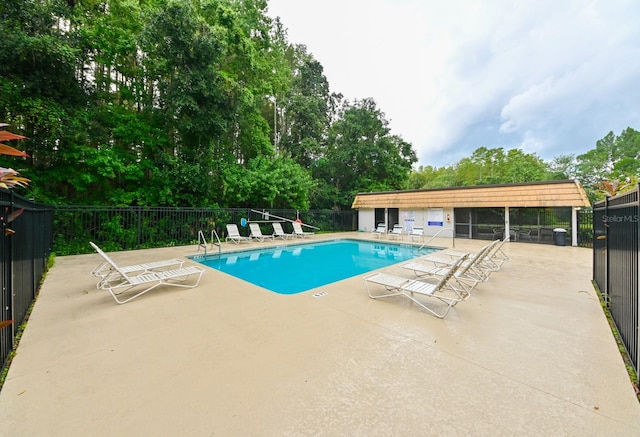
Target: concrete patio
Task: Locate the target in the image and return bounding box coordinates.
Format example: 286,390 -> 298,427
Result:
1,233 -> 639,436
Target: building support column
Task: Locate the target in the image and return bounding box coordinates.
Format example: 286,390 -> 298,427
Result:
571,207 -> 578,246
504,206 -> 510,241
382,208 -> 386,231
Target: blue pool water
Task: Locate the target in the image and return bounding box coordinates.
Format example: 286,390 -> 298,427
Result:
193,239 -> 437,295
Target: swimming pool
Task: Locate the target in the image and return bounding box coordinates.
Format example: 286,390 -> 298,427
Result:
192,239 -> 438,295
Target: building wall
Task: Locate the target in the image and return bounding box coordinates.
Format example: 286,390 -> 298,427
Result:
358,209 -> 376,232
357,204 -> 581,246
357,207 -> 455,238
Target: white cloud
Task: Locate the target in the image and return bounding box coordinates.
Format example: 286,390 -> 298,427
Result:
267,0 -> 640,167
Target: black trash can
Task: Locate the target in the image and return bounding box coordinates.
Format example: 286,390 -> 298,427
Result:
553,228 -> 567,246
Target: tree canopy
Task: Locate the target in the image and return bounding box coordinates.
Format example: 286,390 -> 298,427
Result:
0,0 -> 415,209
407,146 -> 557,190
1,0 -> 637,209
407,127 -> 640,203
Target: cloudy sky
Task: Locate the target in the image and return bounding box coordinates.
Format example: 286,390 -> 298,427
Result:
266,0 -> 640,168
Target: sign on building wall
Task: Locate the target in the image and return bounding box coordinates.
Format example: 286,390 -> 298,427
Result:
403,211 -> 415,231
427,208 -> 444,226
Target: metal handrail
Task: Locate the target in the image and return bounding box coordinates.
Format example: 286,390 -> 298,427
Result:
211,229 -> 222,257
197,229 -> 222,257
418,227 -> 455,251
197,230 -> 207,255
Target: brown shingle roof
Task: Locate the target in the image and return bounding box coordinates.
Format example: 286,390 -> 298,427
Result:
351,180 -> 591,209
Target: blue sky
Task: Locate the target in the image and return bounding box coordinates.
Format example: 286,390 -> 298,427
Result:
267,0 -> 640,167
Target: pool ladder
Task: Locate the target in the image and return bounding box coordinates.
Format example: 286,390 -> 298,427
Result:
198,229 -> 222,257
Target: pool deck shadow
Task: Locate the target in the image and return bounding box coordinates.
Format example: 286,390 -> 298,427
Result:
1,233 -> 639,436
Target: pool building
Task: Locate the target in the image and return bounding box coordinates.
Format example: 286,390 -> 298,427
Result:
352,180 -> 591,246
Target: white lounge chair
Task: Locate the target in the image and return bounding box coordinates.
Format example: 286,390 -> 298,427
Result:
388,224 -> 403,240
464,235 -> 510,271
89,242 -> 205,304
249,222 -> 274,242
273,222 -> 293,239
486,234 -> 510,267
421,240 -> 498,281
409,227 -> 423,242
363,254 -> 469,318
402,250 -> 488,295
292,221 -> 314,238
90,242 -> 185,289
272,222 -> 294,240
226,223 -> 251,244
372,223 -> 387,239
440,235 -> 510,272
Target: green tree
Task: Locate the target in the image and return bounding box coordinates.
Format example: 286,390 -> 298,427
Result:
409,146 -> 556,190
611,127 -> 640,177
222,156 -> 313,209
277,45 -> 333,168
407,165 -> 433,189
139,0 -> 230,204
0,0 -> 89,201
427,166 -> 458,188
547,154 -> 577,180
313,98 -> 417,209
0,0 -> 426,211
456,147 -> 549,185
576,127 -> 640,201
407,165 -> 457,189
502,148 -> 548,183
576,131 -> 617,188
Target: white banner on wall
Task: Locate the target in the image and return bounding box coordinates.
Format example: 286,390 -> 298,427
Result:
403,211 -> 415,231
427,208 -> 444,227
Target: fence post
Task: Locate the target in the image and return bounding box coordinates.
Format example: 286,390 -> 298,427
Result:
137,206 -> 142,248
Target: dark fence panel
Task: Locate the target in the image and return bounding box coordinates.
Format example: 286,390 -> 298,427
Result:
53,207 -> 358,255
593,206 -> 607,293
509,207 -> 573,244
0,191 -> 54,370
577,208 -> 593,248
0,197 -> 9,371
54,206 -> 235,254
593,188 -> 639,373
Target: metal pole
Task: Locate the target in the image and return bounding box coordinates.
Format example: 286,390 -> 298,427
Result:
250,209 -> 320,230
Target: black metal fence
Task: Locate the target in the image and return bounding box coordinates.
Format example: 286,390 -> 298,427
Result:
0,191 -> 54,370
52,206 -> 358,255
577,208 -> 594,248
593,187 -> 639,373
